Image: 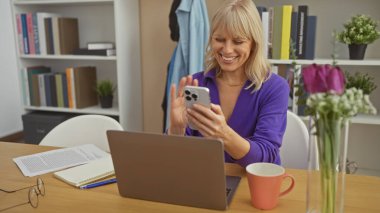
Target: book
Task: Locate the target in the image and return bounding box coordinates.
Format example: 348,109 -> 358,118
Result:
305,15 -> 317,60
262,11 -> 269,58
26,13 -> 36,54
87,42 -> 114,50
73,66 -> 98,109
61,73 -> 69,107
65,67 -> 76,108
32,13 -> 40,54
54,156 -> 114,187
44,74 -> 53,106
21,13 -> 29,54
38,74 -> 46,106
256,6 -> 267,19
21,68 -> 30,106
73,48 -> 116,56
55,74 -> 64,107
37,13 -> 59,55
16,14 -> 24,54
296,5 -> 308,59
25,66 -> 51,106
280,5 -> 292,60
44,17 -> 54,54
272,6 -> 283,59
290,12 -> 298,55
52,17 -> 61,54
58,17 -> 79,54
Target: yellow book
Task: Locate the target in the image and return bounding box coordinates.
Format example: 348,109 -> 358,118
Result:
54,156 -> 114,187
280,5 -> 293,60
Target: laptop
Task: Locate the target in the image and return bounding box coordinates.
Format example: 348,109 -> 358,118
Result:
107,130 -> 241,210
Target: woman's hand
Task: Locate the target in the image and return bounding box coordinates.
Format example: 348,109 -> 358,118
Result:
187,103 -> 250,159
168,76 -> 198,135
186,103 -> 231,141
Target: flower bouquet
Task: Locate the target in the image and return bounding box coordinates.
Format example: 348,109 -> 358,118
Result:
302,64 -> 377,213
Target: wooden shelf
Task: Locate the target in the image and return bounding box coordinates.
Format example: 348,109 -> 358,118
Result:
24,105 -> 119,116
300,114 -> 380,125
20,54 -> 116,61
269,59 -> 380,66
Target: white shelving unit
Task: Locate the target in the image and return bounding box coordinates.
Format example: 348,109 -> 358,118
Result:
11,0 -> 142,131
269,58 -> 380,126
255,0 -> 380,177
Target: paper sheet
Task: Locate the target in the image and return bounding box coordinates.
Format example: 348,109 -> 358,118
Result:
13,144 -> 109,177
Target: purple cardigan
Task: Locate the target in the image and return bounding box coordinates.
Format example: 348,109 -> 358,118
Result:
185,69 -> 289,167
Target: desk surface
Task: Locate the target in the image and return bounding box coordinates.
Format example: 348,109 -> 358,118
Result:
1,142 -> 380,213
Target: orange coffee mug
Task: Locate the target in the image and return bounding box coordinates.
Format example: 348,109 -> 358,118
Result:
246,163 -> 295,210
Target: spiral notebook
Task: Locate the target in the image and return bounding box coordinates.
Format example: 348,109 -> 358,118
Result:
54,156 -> 114,187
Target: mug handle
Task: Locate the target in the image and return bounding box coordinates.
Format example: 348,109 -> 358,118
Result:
279,174 -> 295,197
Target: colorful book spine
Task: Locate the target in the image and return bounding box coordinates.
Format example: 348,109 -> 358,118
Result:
262,11 -> 269,58
44,74 -> 53,107
16,14 -> 24,54
65,67 -> 76,108
272,6 -> 283,59
296,5 -> 308,59
26,13 -> 35,54
55,74 -> 64,107
20,14 -> 29,54
21,68 -> 30,106
52,17 -> 61,54
32,13 -> 40,54
290,12 -> 298,57
61,73 -> 69,107
280,5 -> 292,60
38,74 -> 46,106
49,74 -> 57,107
305,16 -> 317,60
44,18 -> 54,54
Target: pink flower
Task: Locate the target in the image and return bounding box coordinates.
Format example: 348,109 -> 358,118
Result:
302,64 -> 345,95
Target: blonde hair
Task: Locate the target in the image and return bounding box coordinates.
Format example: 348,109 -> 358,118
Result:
204,0 -> 270,91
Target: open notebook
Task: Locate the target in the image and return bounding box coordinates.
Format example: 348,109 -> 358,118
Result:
54,156 -> 114,187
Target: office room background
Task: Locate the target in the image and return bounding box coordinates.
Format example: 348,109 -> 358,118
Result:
1,0 -> 380,176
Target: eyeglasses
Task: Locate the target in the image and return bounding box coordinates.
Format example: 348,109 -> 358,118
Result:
0,178 -> 45,211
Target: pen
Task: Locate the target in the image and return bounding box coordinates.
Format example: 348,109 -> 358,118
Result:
80,178 -> 117,189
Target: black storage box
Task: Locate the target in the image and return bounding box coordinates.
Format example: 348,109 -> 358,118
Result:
22,112 -> 72,144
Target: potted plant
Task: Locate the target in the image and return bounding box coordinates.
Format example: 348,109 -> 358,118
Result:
95,80 -> 116,108
345,71 -> 377,95
337,14 -> 380,60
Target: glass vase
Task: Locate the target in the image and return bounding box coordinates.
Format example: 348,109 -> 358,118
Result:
307,116 -> 349,213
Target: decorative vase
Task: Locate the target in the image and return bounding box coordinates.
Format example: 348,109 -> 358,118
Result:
99,95 -> 113,108
307,116 -> 349,213
348,44 -> 367,60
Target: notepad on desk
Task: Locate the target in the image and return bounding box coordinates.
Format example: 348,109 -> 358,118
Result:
54,156 -> 114,187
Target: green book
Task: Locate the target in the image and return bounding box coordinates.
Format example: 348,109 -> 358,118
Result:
55,74 -> 64,107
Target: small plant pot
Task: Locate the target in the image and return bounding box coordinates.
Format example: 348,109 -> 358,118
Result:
348,44 -> 367,60
99,95 -> 113,108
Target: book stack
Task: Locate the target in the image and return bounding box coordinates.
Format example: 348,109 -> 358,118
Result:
16,13 -> 79,55
258,5 -> 317,60
21,66 -> 98,109
73,42 -> 116,56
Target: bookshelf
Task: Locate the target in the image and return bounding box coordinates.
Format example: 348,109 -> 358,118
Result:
11,0 -> 142,131
257,0 -> 380,177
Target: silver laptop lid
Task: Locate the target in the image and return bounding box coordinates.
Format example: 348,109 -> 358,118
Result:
107,130 -> 228,210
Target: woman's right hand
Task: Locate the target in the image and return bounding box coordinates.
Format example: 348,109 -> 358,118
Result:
168,75 -> 198,135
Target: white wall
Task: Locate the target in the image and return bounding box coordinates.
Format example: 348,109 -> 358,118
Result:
0,0 -> 23,137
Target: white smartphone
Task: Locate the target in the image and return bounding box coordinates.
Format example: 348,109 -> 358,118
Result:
183,86 -> 211,130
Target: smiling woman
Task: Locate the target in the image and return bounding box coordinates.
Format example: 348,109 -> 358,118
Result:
168,0 -> 289,168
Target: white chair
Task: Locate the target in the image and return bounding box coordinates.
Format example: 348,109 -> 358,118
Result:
280,110 -> 318,170
39,115 -> 123,152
